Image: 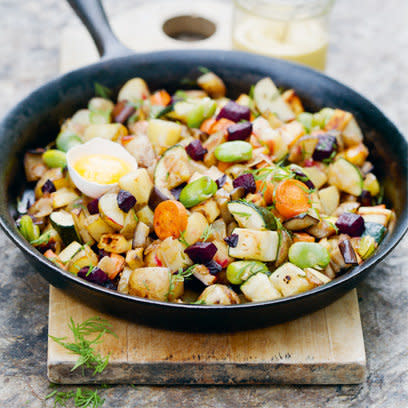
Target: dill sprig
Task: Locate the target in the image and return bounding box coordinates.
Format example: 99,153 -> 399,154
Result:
199,225 -> 213,242
49,317 -> 117,376
94,82 -> 112,99
45,387 -> 104,408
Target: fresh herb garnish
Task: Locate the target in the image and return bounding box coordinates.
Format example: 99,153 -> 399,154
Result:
49,316 -> 117,376
248,84 -> 255,99
178,230 -> 189,247
231,211 -> 251,219
94,82 -> 112,100
45,387 -> 105,408
190,299 -> 206,305
198,66 -> 210,74
199,225 -> 213,241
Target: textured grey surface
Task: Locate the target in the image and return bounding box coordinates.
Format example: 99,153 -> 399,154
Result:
0,0 -> 407,407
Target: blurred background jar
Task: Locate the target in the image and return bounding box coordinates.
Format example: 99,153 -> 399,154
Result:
232,0 -> 335,71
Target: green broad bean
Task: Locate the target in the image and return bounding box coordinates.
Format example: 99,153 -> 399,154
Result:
179,176 -> 218,208
42,149 -> 67,168
18,215 -> 40,242
56,131 -> 82,152
227,261 -> 269,285
214,141 -> 253,163
313,107 -> 335,129
288,242 -> 330,269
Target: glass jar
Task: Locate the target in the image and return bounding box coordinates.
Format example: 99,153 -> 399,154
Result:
232,0 -> 335,71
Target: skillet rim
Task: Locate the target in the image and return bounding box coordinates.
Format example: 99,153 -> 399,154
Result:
0,49 -> 407,312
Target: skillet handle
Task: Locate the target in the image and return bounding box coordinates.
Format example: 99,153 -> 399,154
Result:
67,0 -> 132,59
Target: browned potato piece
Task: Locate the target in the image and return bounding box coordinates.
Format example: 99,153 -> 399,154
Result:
98,233 -> 131,253
128,267 -> 183,301
198,284 -> 240,305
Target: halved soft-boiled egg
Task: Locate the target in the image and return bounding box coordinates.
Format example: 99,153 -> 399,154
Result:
67,138 -> 138,198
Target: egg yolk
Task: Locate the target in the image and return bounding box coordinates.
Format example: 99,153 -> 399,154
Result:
74,154 -> 132,184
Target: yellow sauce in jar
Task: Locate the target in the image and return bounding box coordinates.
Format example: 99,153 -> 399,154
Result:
74,154 -> 132,185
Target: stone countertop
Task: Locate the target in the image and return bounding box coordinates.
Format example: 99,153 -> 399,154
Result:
0,0 -> 407,407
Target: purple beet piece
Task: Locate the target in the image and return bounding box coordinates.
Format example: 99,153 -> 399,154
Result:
312,134 -> 337,162
227,122 -> 253,141
117,190 -> 136,212
87,198 -> 99,215
41,179 -> 56,194
170,183 -> 187,201
233,173 -> 256,195
78,266 -> 109,285
184,242 -> 218,264
205,260 -> 222,275
112,100 -> 136,124
338,239 -> 358,265
359,190 -> 372,206
216,174 -> 227,189
290,166 -> 315,190
335,212 -> 365,237
216,101 -> 250,123
224,233 -> 239,248
185,139 -> 208,161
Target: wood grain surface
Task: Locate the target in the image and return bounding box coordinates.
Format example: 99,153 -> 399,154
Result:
48,1 -> 366,385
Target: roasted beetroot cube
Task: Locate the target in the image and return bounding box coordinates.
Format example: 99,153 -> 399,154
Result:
216,174 -> 227,189
224,233 -> 239,248
78,266 -> 109,285
312,134 -> 337,161
335,212 -> 365,237
205,260 -> 222,275
185,139 -> 208,161
41,179 -> 56,194
117,190 -> 136,212
216,101 -> 250,123
87,198 -> 99,215
227,122 -> 253,141
359,190 -> 372,206
233,173 -> 256,195
184,242 -> 218,264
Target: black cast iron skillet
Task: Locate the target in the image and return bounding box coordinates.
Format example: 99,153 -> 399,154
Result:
0,0 -> 407,331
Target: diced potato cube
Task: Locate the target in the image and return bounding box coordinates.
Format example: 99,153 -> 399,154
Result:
119,169 -> 153,206
147,119 -> 182,154
191,199 -> 220,223
125,248 -> 144,269
241,273 -> 282,302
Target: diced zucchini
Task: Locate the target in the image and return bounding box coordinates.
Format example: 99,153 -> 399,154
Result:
269,262 -> 314,297
241,273 -> 282,302
228,201 -> 275,230
318,186 -> 340,215
136,206 -> 154,229
154,145 -> 192,194
253,77 -> 295,122
50,210 -> 80,245
328,158 -> 363,196
147,119 -> 182,154
227,260 -> 269,285
59,241 -> 82,264
362,221 -> 386,243
228,228 -> 279,262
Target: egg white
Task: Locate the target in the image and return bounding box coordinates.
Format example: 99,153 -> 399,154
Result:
67,137 -> 138,198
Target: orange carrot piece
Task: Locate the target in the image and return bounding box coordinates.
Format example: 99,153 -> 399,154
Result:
200,118 -> 217,134
153,200 -> 189,240
44,249 -> 66,269
150,89 -> 171,106
274,179 -> 311,219
209,118 -> 235,134
217,161 -> 233,172
293,232 -> 315,243
255,179 -> 274,205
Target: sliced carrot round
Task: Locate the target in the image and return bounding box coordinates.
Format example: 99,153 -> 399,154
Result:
153,200 -> 188,240
255,179 -> 274,205
274,179 -> 311,219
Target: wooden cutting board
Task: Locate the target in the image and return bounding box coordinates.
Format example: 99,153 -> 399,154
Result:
48,1 -> 366,385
